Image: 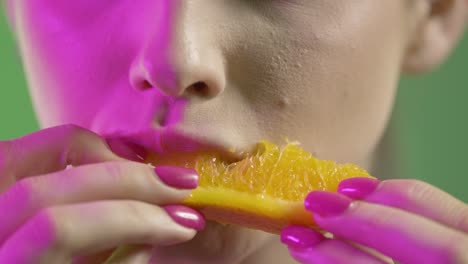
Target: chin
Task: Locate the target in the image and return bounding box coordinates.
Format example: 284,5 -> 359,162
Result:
149,221 -> 274,264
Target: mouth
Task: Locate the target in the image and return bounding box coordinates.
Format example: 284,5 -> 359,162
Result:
103,128 -> 252,165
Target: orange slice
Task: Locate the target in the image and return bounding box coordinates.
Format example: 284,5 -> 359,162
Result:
146,140 -> 374,234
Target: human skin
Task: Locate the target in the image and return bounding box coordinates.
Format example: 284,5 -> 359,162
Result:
1,0 -> 468,263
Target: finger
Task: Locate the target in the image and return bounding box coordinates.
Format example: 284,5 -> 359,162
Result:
0,162 -> 198,244
107,127 -> 246,162
327,233 -> 394,263
102,245 -> 154,264
72,245 -> 153,264
337,237 -> 394,263
306,191 -> 468,264
281,226 -> 390,264
72,248 -> 117,264
0,201 -> 205,264
338,178 -> 468,232
0,124 -> 128,191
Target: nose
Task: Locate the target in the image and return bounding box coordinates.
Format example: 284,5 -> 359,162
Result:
129,1 -> 225,100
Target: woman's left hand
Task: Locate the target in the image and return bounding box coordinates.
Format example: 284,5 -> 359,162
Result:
281,178 -> 468,264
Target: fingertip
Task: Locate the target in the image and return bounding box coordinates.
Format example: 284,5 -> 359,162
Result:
282,227 -> 321,264
337,177 -> 381,200
163,205 -> 206,231
304,191 -> 353,217
280,226 -> 325,249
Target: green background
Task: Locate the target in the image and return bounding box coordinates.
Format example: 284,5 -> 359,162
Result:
1,6 -> 467,202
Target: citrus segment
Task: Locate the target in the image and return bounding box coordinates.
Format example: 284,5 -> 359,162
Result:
146,140 -> 374,234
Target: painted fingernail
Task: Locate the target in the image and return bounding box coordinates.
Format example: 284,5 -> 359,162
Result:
280,226 -> 325,249
164,205 -> 205,231
106,138 -> 147,162
338,177 -> 381,199
305,191 -> 353,217
154,166 -> 199,189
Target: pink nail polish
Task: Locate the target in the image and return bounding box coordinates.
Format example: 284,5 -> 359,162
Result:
338,177 -> 381,199
154,166 -> 199,189
164,205 -> 205,231
106,138 -> 147,162
281,226 -> 324,249
305,191 -> 353,217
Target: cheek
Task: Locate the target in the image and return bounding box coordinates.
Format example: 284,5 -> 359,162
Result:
225,1 -> 406,164
15,1 -> 146,127
295,2 -> 406,163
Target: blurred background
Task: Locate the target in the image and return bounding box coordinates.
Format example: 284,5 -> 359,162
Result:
0,6 -> 467,202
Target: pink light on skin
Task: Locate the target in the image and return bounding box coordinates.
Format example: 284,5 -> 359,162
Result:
92,0 -> 188,135
15,1 -> 190,137
9,1 -> 459,263
0,212 -> 57,263
0,155 -> 59,262
2,1 -> 195,260
0,183 -> 34,244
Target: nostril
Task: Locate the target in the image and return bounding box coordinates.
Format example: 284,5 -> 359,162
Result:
141,80 -> 153,90
132,78 -> 153,91
187,81 -> 209,97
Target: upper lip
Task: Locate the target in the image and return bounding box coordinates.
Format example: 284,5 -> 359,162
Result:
102,128 -> 250,163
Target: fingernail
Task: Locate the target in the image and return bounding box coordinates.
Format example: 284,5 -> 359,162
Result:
338,177 -> 381,200
164,205 -> 205,231
280,226 -> 325,249
106,138 -> 147,162
154,166 -> 199,189
305,191 -> 353,217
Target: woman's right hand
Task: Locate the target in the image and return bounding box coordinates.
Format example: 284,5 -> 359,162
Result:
0,124 -> 205,264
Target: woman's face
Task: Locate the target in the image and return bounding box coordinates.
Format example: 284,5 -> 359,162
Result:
12,0 -> 415,262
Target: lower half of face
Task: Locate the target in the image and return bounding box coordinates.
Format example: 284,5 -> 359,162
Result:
14,0 -> 409,262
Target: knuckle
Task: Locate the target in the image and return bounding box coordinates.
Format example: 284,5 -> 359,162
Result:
351,202 -> 396,245
60,124 -> 112,163
101,161 -> 181,204
360,202 -> 393,228
396,179 -> 436,202
454,207 -> 468,232
139,164 -> 158,185
102,161 -> 127,180
122,202 -> 161,243
124,200 -> 146,219
100,161 -> 142,188
108,162 -> 160,194
62,124 -> 102,146
132,165 -> 157,191
103,161 -> 152,184
122,201 -> 153,229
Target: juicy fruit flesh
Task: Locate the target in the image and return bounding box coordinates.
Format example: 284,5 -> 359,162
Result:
146,140 -> 373,233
